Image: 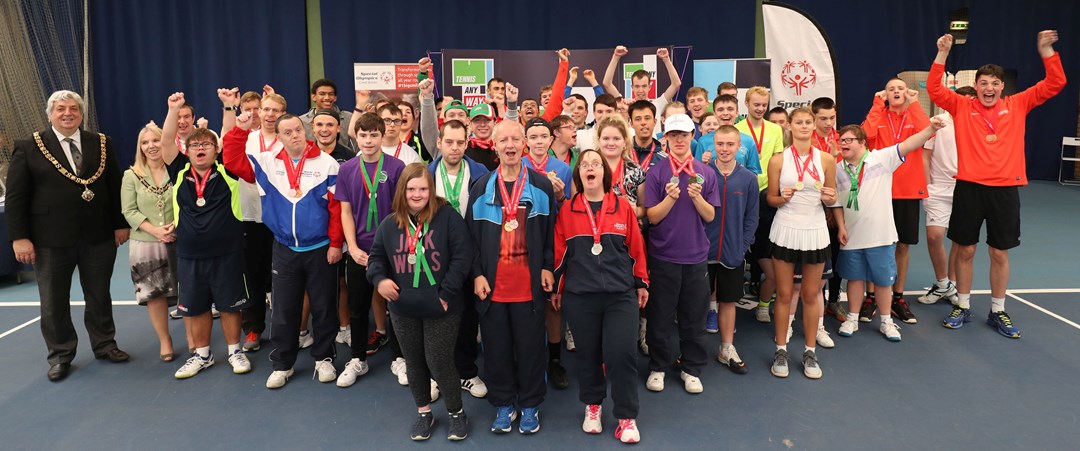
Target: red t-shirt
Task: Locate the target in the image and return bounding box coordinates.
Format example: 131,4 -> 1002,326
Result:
492,198 -> 532,302
927,53 -> 1067,186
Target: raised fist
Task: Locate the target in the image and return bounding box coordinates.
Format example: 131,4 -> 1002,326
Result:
937,34 -> 953,53
418,79 -> 435,98
505,83 -> 519,103
417,56 -> 432,73
613,46 -> 628,57
263,84 -> 276,96
656,47 -> 670,59
557,48 -> 570,61
930,116 -> 946,130
167,92 -> 185,110
236,111 -> 254,130
196,117 -> 208,129
583,69 -> 597,84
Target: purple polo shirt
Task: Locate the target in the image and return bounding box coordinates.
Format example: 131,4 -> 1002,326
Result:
336,153 -> 406,252
644,157 -> 721,264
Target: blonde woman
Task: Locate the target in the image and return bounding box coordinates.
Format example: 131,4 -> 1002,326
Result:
594,115 -> 646,218
120,124 -> 179,361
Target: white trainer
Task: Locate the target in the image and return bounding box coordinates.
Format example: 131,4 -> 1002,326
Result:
645,371 -> 665,392
679,371 -> 703,394
174,354 -> 214,379
583,404 -> 602,433
335,327 -> 352,346
755,304 -> 771,323
390,357 -> 408,386
430,379 -> 440,402
314,358 -> 336,383
298,330 -> 314,349
336,358 -> 369,387
564,328 -> 577,352
816,326 -> 835,348
880,322 -> 902,342
266,368 -> 294,389
838,319 -> 859,337
460,376 -> 488,398
227,350 -> 251,374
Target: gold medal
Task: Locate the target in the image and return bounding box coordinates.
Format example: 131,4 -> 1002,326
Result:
795,181 -> 805,191
814,181 -> 823,190
548,171 -> 557,178
507,219 -> 519,231
986,134 -> 997,143
503,222 -> 514,232
293,188 -> 302,198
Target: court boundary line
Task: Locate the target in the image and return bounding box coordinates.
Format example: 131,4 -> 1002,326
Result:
1007,293 -> 1080,331
0,316 -> 41,340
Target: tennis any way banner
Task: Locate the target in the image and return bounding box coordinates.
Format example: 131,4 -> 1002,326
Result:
439,47 -> 674,108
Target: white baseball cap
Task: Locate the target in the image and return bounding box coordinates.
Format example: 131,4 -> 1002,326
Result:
664,114 -> 695,134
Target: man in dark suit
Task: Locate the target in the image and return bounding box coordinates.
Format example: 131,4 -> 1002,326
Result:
6,90 -> 131,381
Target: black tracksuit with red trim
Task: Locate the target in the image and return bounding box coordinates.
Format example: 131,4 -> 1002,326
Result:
553,191 -> 649,419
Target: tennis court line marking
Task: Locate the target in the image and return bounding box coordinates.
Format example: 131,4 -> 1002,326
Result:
0,316 -> 41,340
1008,293 -> 1080,331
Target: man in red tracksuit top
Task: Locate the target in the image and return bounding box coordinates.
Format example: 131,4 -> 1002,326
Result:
929,30 -> 1066,338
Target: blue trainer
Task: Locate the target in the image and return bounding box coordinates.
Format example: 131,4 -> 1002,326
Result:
942,307 -> 972,329
519,407 -> 540,434
490,405 -> 517,433
987,311 -> 1021,339
705,309 -> 719,334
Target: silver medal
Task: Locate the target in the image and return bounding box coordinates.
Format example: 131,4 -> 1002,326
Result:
196,197 -> 207,207
591,243 -> 603,256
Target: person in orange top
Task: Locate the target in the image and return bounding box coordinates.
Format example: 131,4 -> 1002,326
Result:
860,78 -> 929,325
928,30 -> 1065,339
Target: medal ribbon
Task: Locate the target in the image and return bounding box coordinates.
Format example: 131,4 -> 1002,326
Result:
791,147 -> 821,185
581,192 -> 610,246
438,160 -> 465,212
612,159 -> 625,193
843,151 -> 868,211
359,153 -> 386,231
280,142 -> 314,194
886,111 -> 908,143
407,220 -> 436,288
175,135 -> 187,155
974,106 -> 999,137
191,166 -> 211,201
747,120 -> 765,152
392,141 -> 403,159
496,167 -> 527,224
259,133 -> 279,153
527,152 -> 549,173
668,153 -> 696,180
632,140 -> 659,170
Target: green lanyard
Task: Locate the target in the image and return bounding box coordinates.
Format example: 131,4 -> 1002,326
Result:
439,160 -> 465,213
359,154 -> 385,231
548,147 -> 579,170
409,221 -> 436,288
843,151 -> 868,211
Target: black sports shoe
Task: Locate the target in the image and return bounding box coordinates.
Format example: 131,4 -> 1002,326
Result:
858,296 -> 876,323
892,297 -> 918,324
366,331 -> 388,355
548,359 -> 570,390
411,411 -> 434,441
824,301 -> 848,322
447,410 -> 469,441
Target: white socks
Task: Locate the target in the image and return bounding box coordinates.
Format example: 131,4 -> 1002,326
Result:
990,297 -> 1006,313
195,346 -> 210,358
227,343 -> 240,355
957,293 -> 971,309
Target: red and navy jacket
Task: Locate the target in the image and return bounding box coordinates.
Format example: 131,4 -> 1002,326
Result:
554,191 -> 649,295
705,162 -> 758,267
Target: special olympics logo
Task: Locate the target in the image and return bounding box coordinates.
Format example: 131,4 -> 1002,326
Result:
780,60 -> 817,96
380,71 -> 393,84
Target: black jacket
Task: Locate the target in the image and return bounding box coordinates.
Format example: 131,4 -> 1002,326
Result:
6,129 -> 127,247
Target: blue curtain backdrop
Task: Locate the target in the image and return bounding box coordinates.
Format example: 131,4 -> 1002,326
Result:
317,0 -> 758,109
779,0 -> 1079,181
86,0 -> 1076,179
90,0 -> 309,168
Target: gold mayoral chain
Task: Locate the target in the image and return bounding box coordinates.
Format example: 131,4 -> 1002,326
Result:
33,132 -> 108,202
137,175 -> 172,212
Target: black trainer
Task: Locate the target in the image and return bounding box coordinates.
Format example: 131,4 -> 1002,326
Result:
858,295 -> 876,323
892,297 -> 918,324
548,359 -> 570,390
447,410 -> 469,441
366,331 -> 388,355
411,411 -> 435,441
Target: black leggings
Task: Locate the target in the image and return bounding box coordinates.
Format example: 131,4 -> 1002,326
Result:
391,312 -> 462,412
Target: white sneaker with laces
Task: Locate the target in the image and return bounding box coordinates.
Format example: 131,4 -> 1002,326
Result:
616,418 -> 640,444
227,350 -> 251,374
918,281 -> 958,305
266,368 -> 294,389
816,326 -> 835,348
430,379 -> 440,402
390,357 -> 408,385
564,328 -> 576,352
174,354 -> 214,379
460,376 -> 488,398
645,371 -> 664,392
336,358 -> 369,387
755,304 -> 771,323
298,330 -> 314,349
335,327 -> 352,346
582,404 -> 602,433
169,308 -> 182,320
314,358 -> 336,383
880,322 -> 902,342
838,319 -> 859,337
679,371 -> 703,394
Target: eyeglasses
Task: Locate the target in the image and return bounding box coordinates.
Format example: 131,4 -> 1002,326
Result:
188,142 -> 216,150
838,138 -> 860,144
382,118 -> 403,126
558,125 -> 576,131
579,162 -> 604,169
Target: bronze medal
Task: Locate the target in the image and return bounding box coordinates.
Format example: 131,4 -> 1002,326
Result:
986,134 -> 997,143
293,188 -> 302,198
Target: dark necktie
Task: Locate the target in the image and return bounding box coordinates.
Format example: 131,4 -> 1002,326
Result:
65,138 -> 83,174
